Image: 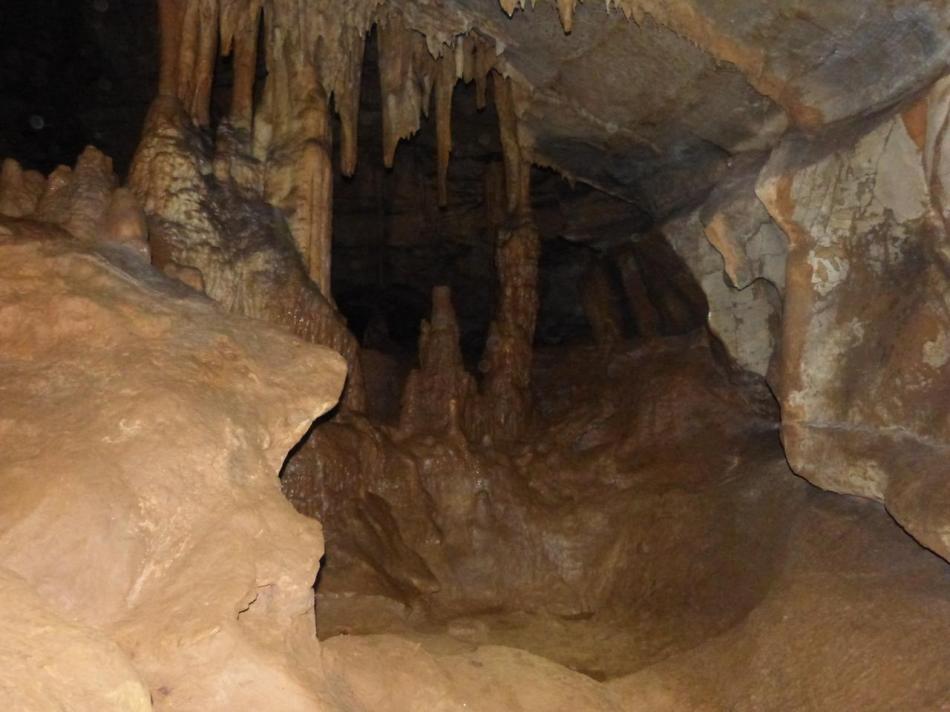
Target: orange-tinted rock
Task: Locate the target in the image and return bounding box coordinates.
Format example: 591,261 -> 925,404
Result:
0,149 -> 149,256
129,98 -> 366,410
756,77 -> 950,561
399,286 -> 477,437
0,568 -> 151,712
0,225 -> 346,710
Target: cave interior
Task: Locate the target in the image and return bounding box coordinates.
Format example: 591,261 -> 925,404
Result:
1,1 -> 949,710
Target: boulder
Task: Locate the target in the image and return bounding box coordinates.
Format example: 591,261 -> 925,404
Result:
756,76 -> 950,560
0,225 -> 346,710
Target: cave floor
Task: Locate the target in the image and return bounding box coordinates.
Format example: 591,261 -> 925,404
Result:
311,335 -> 950,706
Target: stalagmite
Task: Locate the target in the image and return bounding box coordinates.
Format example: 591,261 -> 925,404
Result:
479,221 -> 540,441
580,258 -> 624,351
399,286 -> 477,436
615,247 -> 661,337
378,14 -> 434,168
0,159 -> 45,218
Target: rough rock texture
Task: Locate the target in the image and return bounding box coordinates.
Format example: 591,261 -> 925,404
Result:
0,148 -> 148,256
129,97 -> 366,409
0,221 -> 674,712
0,568 -> 151,712
287,332 -> 950,709
660,209 -> 781,377
459,0 -> 950,216
700,159 -> 787,298
756,77 -> 950,561
0,225 -> 346,710
610,490 -> 950,711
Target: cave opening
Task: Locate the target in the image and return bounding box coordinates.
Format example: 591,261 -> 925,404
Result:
1,1 -> 949,710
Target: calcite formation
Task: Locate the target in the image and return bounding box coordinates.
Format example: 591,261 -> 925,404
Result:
0,148 -> 148,256
4,0 -> 950,709
129,97 -> 367,409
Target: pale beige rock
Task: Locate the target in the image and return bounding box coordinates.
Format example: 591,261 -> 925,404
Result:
756,76 -> 950,560
0,568 -> 151,712
700,161 -> 786,296
322,634 -> 623,711
661,209 -> 782,377
0,226 -> 346,710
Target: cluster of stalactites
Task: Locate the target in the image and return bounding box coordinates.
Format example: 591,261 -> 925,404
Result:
376,13 -> 499,207
498,0 -> 581,33
154,0 -> 515,297
155,0 -> 380,299
498,0 -> 650,35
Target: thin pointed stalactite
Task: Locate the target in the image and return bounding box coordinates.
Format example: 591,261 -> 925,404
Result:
492,71 -> 531,217
337,32 -> 366,177
435,53 -> 456,207
556,0 -> 576,33
377,14 -> 434,168
474,40 -> 495,110
191,0 -> 220,126
227,5 -> 262,131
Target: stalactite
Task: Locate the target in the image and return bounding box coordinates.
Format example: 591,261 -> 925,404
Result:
157,0 -> 184,97
473,40 -> 495,110
459,35 -> 476,85
175,0 -> 202,121
226,4 -> 262,131
377,13 -> 438,168
191,0 -> 220,126
435,53 -> 456,207
556,0 -> 576,33
492,71 -> 531,216
336,33 -> 366,177
497,0 -> 579,34
297,139 -> 334,294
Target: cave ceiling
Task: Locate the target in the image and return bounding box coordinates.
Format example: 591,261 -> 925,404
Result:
404,0 -> 949,218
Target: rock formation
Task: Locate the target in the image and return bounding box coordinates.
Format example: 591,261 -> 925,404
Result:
758,77 -> 950,561
0,221 -> 345,709
2,0 -> 950,709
